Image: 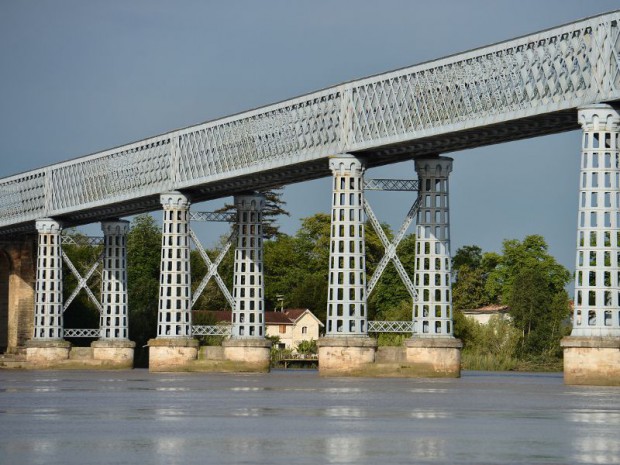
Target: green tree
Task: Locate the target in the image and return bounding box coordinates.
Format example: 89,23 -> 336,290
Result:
126,214 -> 162,365
489,235 -> 571,359
452,245 -> 482,272
451,245 -> 500,310
487,235 -> 570,305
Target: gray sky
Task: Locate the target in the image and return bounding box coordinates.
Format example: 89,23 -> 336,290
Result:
1,0 -> 618,280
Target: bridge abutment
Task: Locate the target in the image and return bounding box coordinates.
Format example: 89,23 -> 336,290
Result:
563,104 -> 620,386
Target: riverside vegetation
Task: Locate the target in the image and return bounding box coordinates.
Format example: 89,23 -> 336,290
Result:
62,206 -> 571,370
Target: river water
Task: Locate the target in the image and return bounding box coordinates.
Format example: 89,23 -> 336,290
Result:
0,369 -> 618,465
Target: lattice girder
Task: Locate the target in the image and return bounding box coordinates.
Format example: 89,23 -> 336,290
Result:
367,321 -> 414,333
0,13 -> 619,233
191,325 -> 232,337
63,328 -> 101,338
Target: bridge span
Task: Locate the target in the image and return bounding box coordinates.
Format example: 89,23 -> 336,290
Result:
0,11 -> 619,384
0,11 -> 619,235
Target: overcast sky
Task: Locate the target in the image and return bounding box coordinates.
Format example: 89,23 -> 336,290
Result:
1,0 -> 619,283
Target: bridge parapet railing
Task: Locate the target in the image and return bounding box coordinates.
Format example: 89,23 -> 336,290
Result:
0,12 -> 618,230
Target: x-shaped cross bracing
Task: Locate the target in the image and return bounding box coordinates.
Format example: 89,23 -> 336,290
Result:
364,195 -> 421,300
62,249 -> 104,313
190,228 -> 236,308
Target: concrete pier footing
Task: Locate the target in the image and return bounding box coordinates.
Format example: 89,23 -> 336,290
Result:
23,339 -> 136,369
221,338 -> 271,372
91,340 -> 135,369
318,336 -> 463,377
147,337 -> 272,372
561,336 -> 620,386
317,337 -> 377,375
404,338 -> 463,377
25,339 -> 71,365
148,338 -> 199,372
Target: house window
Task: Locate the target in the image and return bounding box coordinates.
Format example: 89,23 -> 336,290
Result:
302,326 -> 308,334
279,325 -> 286,334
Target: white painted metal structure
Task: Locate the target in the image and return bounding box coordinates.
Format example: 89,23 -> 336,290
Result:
100,220 -> 130,340
33,219 -> 63,339
413,157 -> 454,337
4,12 -> 620,347
326,155 -> 367,336
0,12 -> 618,236
231,194 -> 266,338
157,192 -> 192,338
573,104 -> 620,336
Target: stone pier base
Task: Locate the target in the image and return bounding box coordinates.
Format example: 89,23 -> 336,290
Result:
404,338 -> 463,377
91,340 -> 135,369
220,338 -> 272,372
148,337 -> 199,372
317,337 -> 377,376
25,339 -> 71,366
561,336 -> 620,386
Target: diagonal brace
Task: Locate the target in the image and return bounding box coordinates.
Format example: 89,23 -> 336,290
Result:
190,228 -> 236,308
62,250 -> 104,313
364,196 -> 421,300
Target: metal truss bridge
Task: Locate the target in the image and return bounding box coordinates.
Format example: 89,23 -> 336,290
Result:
1,11 -> 619,235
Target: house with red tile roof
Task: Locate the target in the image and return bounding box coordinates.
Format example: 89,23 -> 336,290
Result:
194,309 -> 324,351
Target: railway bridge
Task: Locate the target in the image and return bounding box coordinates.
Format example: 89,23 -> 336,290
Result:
1,11 -> 619,383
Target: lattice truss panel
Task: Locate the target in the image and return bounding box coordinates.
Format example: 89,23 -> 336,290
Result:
191,325 -> 232,337
367,321 -> 414,333
0,13 -> 618,230
347,17 -> 620,148
63,328 -> 101,338
177,92 -> 342,187
51,136 -> 173,215
364,180 -> 420,300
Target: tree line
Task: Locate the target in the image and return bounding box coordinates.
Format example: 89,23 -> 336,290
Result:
62,210 -> 572,369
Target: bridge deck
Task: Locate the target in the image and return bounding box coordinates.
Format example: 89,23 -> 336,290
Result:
0,11 -> 619,235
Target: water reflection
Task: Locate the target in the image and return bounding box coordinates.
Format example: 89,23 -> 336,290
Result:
154,437 -> 188,465
410,409 -> 451,419
323,387 -> 363,393
572,436 -> 620,464
567,410 -> 620,464
325,436 -> 364,463
154,387 -> 190,392
324,407 -> 366,418
567,410 -> 620,425
409,437 -> 446,460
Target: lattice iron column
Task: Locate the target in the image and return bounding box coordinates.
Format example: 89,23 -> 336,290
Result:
157,192 -> 192,338
325,154 -> 367,336
33,219 -> 64,340
572,105 -> 620,337
100,220 -> 130,340
413,157 -> 454,337
231,193 -> 266,338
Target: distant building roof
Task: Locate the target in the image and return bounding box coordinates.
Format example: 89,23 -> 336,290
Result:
461,305 -> 509,315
